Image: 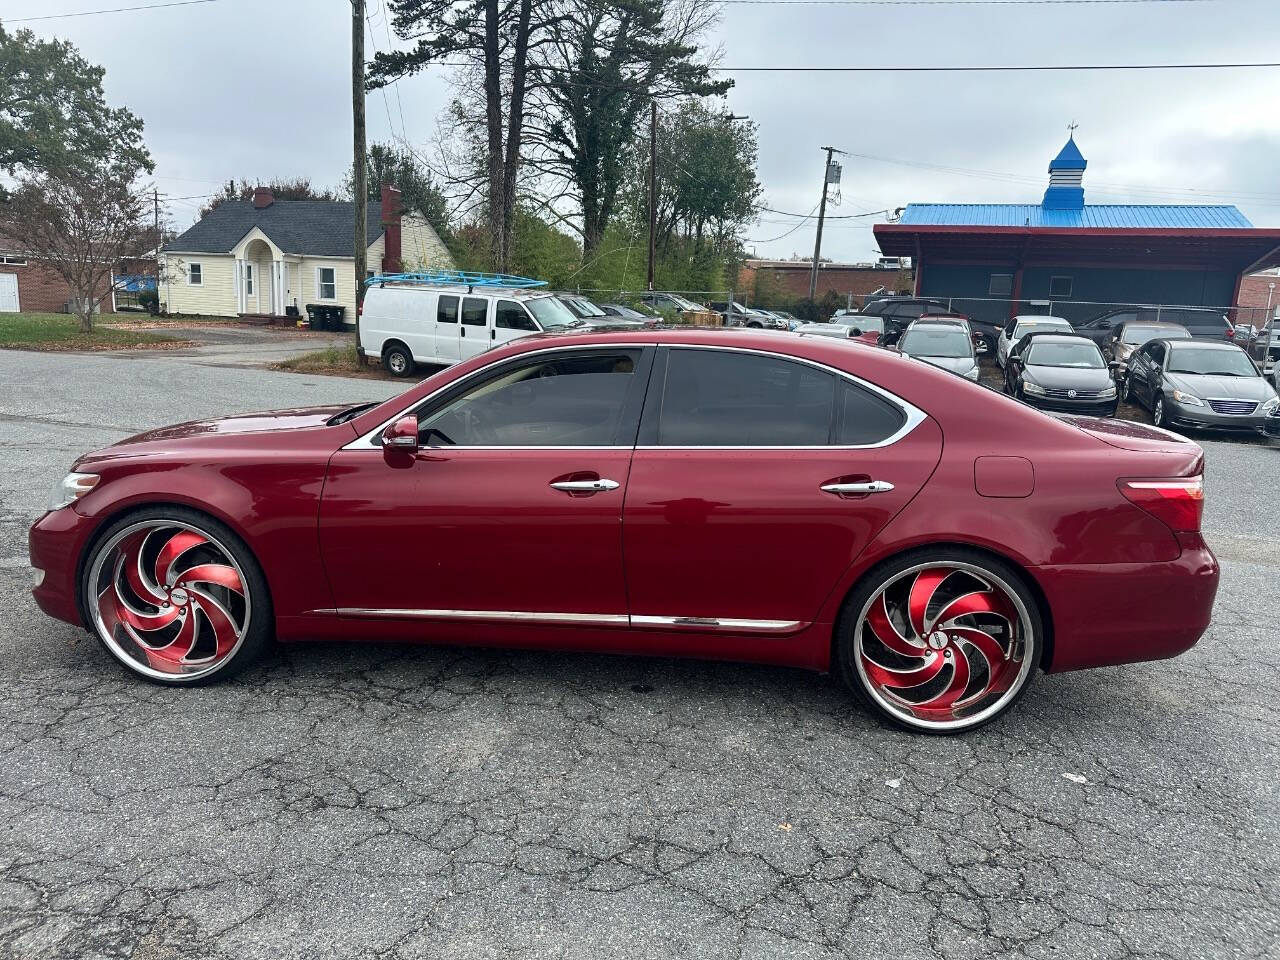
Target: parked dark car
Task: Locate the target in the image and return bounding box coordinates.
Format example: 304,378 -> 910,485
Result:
1108,321 -> 1191,368
598,303 -> 656,324
1075,307 -> 1235,347
553,293 -> 644,329
1122,339 -> 1279,432
1248,320 -> 1278,377
707,301 -> 787,330
1004,333 -> 1118,416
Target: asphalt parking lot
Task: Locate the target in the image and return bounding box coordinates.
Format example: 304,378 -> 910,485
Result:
1,347 -> 1277,960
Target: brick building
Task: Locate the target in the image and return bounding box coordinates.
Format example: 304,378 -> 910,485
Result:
740,258 -> 913,308
0,250 -> 127,315
1237,268 -> 1280,327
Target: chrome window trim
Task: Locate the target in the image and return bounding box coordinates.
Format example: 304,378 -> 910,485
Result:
333,607 -> 803,634
344,340 -> 927,452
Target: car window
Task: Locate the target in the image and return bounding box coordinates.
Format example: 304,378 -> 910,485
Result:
1149,342 -> 1166,366
461,297 -> 488,327
837,383 -> 908,445
417,351 -> 641,447
1026,341 -> 1104,368
437,295 -> 459,324
657,349 -> 836,446
1166,346 -> 1258,377
861,301 -> 887,316
1122,324 -> 1188,345
922,303 -> 952,315
495,300 -> 538,331
900,327 -> 972,358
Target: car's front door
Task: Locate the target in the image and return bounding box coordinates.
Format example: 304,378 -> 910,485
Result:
494,299 -> 539,349
1128,342 -> 1160,407
621,346 -> 944,633
458,295 -> 490,361
319,346 -> 652,621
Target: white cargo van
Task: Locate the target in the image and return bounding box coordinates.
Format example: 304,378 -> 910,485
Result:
358,281 -> 582,376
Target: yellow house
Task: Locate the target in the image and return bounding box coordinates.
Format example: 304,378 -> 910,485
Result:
160,186 -> 453,325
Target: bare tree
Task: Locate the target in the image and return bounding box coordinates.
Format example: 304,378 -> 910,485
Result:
1,167 -> 147,332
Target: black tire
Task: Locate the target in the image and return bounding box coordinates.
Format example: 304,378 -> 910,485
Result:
747,321 -> 763,329
382,341 -> 414,377
1153,394 -> 1169,429
81,505 -> 273,686
1120,375 -> 1131,404
834,547 -> 1042,734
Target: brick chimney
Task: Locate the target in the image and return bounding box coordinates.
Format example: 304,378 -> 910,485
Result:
252,186 -> 275,209
380,184 -> 403,272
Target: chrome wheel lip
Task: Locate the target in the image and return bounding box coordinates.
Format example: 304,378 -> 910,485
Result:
853,560 -> 1034,732
86,519 -> 252,682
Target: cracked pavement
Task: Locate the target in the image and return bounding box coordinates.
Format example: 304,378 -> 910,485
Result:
1,348 -> 1277,959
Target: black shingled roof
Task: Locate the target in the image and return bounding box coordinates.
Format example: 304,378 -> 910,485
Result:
164,200 -> 384,258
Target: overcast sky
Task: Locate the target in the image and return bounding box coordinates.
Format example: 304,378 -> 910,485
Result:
8,0 -> 1280,264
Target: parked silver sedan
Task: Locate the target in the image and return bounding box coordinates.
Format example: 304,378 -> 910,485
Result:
1124,338 -> 1279,433
897,320 -> 980,381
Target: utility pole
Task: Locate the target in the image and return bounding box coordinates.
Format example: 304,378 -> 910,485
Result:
153,188 -> 159,244
808,146 -> 843,301
352,0 -> 368,343
647,102 -> 657,292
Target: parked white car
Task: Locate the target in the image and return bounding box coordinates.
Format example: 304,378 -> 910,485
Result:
997,315 -> 1075,368
359,282 -> 580,376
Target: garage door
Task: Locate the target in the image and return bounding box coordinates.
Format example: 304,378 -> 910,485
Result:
0,273 -> 17,312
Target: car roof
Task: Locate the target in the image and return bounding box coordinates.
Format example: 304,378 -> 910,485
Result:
1165,338 -> 1242,351
1012,315 -> 1071,324
1023,333 -> 1095,346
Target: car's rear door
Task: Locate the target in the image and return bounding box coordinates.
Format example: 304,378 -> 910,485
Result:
320,346 -> 652,622
621,345 -> 943,633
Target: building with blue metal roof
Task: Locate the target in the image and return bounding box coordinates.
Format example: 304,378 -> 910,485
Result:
874,135 -> 1280,328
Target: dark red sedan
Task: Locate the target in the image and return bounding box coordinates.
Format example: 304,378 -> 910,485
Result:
29,329 -> 1218,733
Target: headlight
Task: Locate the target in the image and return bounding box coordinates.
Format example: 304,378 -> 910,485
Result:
1262,395 -> 1279,415
1022,382 -> 1047,396
49,472 -> 99,512
1171,390 -> 1205,407
1100,383 -> 1117,399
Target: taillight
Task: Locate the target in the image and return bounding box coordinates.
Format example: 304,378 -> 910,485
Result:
1225,327 -> 1235,338
1119,476 -> 1204,533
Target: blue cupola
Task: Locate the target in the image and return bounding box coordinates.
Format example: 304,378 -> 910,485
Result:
1043,135 -> 1087,211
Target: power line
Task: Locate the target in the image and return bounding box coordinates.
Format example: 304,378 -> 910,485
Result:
715,61 -> 1280,72
720,0 -> 1211,4
7,0 -> 219,22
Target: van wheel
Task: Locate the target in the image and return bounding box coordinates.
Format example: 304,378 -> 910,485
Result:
382,342 -> 414,377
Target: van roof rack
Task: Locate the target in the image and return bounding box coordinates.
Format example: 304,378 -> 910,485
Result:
365,270 -> 548,291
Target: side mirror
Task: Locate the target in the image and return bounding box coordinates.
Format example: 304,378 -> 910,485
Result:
1108,360 -> 1124,380
382,415 -> 419,456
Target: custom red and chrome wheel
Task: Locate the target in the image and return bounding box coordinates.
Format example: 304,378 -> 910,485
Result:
842,555 -> 1039,732
85,516 -> 260,682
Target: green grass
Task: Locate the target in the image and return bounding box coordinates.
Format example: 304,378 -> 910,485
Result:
0,312 -> 183,351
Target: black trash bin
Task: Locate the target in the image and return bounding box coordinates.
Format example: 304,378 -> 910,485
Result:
305,304 -> 346,331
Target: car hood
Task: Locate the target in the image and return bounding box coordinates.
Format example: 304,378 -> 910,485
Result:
915,355 -> 975,375
1023,365 -> 1112,390
1165,372 -> 1275,401
113,405 -> 353,446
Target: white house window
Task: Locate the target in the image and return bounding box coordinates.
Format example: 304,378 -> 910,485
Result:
1049,276 -> 1073,298
244,263 -> 254,295
188,263 -> 203,285
988,273 -> 1014,297
317,266 -> 337,300
0,255 -> 26,266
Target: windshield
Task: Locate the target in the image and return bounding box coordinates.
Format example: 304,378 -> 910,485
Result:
1014,320 -> 1071,340
900,327 -> 972,358
835,316 -> 884,333
563,296 -> 606,318
527,296 -> 580,329
1166,346 -> 1258,377
1123,324 -> 1188,345
1026,341 -> 1104,368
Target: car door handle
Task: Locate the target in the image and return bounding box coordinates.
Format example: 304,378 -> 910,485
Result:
550,478 -> 620,493
821,480 -> 895,496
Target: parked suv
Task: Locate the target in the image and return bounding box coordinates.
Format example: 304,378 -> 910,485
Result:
1076,307 -> 1234,347
855,297 -> 979,346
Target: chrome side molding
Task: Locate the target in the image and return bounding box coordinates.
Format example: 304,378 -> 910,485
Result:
333,608 -> 806,634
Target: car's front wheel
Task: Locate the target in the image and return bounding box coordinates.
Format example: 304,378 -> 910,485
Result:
836,549 -> 1041,733
383,341 -> 414,377
82,507 -> 272,685
1153,395 -> 1167,428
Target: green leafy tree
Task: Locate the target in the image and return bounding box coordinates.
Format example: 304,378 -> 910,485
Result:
0,25 -> 152,185
526,0 -> 729,257
343,142 -> 451,240
199,178 -> 339,218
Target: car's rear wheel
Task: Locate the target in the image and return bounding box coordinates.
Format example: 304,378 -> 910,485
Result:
1153,395 -> 1167,428
836,549 -> 1041,733
383,341 -> 414,377
1120,375 -> 1132,403
82,507 -> 272,685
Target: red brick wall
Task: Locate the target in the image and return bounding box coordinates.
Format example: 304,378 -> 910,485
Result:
1238,274 -> 1280,311
740,263 -> 913,306
0,259 -> 117,314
